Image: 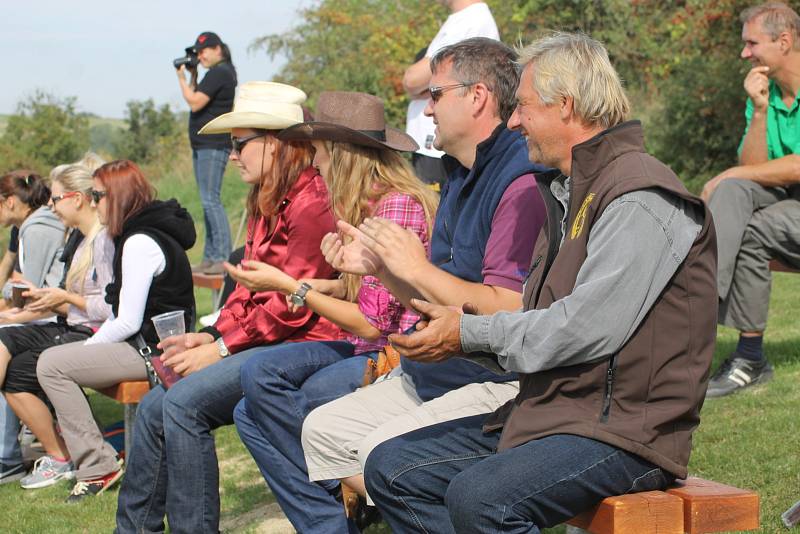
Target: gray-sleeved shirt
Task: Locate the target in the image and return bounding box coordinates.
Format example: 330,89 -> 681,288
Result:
460,176 -> 703,374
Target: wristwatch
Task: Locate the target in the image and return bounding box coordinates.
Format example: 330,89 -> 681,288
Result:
289,282 -> 313,308
216,337 -> 230,358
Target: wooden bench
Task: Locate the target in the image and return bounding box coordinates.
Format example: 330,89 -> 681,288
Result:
192,272 -> 225,311
566,477 -> 759,534
96,381 -> 151,458
770,259 -> 799,273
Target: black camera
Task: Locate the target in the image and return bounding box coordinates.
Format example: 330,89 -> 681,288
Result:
173,49 -> 199,70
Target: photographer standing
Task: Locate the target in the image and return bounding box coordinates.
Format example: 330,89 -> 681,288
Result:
176,31 -> 237,274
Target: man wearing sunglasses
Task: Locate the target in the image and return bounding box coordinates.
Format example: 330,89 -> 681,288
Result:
301,37 -> 549,520
402,0 -> 499,187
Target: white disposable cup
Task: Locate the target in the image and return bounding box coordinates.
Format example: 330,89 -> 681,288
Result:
151,310 -> 186,342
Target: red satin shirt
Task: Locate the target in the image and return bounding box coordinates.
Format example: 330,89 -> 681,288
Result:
214,167 -> 342,352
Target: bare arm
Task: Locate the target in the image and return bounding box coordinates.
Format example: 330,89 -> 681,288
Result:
177,66 -> 211,112
739,66 -> 771,165
348,218 -> 522,314
224,261 -> 381,340
377,261 -> 520,314
303,290 -> 382,340
702,154 -> 800,201
403,57 -> 432,98
0,251 -> 15,288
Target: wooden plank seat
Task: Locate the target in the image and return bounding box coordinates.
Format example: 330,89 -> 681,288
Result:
96,380 -> 151,458
666,477 -> 760,533
566,477 -> 759,534
770,259 -> 799,273
192,272 -> 225,310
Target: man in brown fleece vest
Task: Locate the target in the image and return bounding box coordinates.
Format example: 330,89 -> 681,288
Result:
361,32 -> 719,534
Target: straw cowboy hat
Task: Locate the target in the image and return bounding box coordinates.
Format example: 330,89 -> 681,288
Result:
278,91 -> 418,152
199,81 -> 307,134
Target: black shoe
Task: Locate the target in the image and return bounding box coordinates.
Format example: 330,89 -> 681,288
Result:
352,496 -> 382,531
65,469 -> 123,503
0,462 -> 25,484
706,354 -> 773,398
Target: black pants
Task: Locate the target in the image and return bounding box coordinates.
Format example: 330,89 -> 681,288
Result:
1,322 -> 93,395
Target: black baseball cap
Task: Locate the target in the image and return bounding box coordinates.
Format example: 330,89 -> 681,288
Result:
186,32 -> 222,54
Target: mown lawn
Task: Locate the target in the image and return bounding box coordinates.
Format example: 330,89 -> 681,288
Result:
0,160 -> 796,532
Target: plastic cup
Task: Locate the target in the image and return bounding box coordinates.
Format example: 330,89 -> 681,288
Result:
151,310 -> 186,342
11,283 -> 28,308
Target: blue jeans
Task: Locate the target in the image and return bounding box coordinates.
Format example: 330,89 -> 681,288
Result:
115,347 -> 259,534
234,341 -> 374,534
193,147 -> 231,263
0,395 -> 22,467
364,415 -> 674,534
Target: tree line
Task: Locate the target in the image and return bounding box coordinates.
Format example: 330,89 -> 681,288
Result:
3,0 -> 753,191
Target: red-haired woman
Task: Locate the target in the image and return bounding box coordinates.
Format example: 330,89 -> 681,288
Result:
35,159 -> 197,502
115,81 -> 341,532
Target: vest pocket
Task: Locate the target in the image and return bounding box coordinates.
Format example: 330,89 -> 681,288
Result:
600,355 -> 617,423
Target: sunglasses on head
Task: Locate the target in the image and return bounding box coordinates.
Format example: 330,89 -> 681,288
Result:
90,189 -> 107,203
231,132 -> 268,153
428,82 -> 476,103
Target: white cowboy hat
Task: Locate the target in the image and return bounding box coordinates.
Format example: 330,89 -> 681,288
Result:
199,81 -> 307,134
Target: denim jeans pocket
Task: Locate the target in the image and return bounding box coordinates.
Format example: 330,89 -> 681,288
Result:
627,467 -> 670,494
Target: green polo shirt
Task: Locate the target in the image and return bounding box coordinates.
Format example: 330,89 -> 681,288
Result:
739,79 -> 800,159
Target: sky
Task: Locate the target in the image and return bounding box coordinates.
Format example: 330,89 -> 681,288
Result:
2,0 -> 309,118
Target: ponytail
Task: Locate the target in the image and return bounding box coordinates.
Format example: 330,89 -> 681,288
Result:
0,171 -> 51,210
220,42 -> 236,78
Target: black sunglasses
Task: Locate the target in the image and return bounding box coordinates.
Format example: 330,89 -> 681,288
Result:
231,133 -> 267,153
90,189 -> 107,203
428,82 -> 476,103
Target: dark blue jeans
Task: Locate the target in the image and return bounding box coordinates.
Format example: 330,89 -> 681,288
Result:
115,347 -> 259,534
365,415 -> 674,534
234,340 -> 374,534
193,147 -> 231,263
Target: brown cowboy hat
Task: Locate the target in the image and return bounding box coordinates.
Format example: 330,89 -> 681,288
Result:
278,91 -> 418,152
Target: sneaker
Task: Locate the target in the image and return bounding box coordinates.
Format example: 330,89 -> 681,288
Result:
705,354 -> 774,398
20,455 -> 75,489
0,462 -> 26,485
65,469 -> 123,503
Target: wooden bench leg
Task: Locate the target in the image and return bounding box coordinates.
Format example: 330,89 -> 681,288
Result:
124,403 -> 137,461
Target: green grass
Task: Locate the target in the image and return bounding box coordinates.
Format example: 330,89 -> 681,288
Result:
0,158 -> 797,531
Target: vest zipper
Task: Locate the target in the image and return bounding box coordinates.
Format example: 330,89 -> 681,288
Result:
600,355 -> 617,423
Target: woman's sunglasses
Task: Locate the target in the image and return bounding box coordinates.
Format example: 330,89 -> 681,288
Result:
231,133 -> 268,154
50,191 -> 82,205
90,190 -> 107,203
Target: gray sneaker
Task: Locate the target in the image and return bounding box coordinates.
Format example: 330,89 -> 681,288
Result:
20,455 -> 75,489
705,354 -> 774,398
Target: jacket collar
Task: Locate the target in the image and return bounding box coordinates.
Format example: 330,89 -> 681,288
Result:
441,122 -> 514,183
279,166 -> 319,212
570,120 -> 646,185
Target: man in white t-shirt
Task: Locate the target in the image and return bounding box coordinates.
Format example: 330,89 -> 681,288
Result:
403,0 -> 499,186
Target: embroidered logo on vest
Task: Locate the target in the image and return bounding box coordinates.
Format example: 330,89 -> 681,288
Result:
570,193 -> 595,239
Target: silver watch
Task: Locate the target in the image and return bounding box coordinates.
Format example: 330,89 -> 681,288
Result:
216,337 -> 230,358
289,282 -> 312,307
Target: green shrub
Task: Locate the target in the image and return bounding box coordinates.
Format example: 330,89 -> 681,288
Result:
1,91 -> 90,171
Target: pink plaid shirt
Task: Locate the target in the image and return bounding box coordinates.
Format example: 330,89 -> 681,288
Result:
348,192 -> 431,354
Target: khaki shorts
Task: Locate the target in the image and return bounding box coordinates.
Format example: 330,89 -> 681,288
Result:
301,370 -> 518,503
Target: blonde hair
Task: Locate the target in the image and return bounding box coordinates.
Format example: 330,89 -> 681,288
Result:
76,151 -> 107,173
326,142 -> 438,302
741,2 -> 800,50
50,163 -> 102,293
517,32 -> 630,130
